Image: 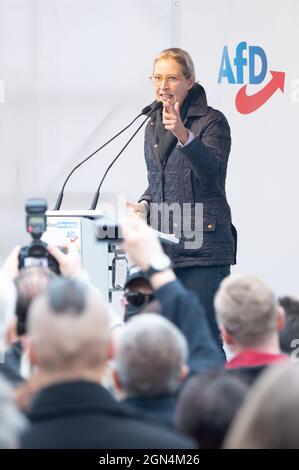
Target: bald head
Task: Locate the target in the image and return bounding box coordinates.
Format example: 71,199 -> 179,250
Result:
28,278 -> 110,373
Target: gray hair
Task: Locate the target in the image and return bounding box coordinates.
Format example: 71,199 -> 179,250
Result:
28,278 -> 110,372
0,270 -> 16,346
214,273 -> 279,347
0,375 -> 27,448
154,48 -> 196,80
115,313 -> 188,396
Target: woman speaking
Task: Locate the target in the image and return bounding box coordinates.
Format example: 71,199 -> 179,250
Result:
129,48 -> 237,352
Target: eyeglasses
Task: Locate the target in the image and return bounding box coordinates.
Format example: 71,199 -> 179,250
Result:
124,291 -> 154,307
149,74 -> 186,86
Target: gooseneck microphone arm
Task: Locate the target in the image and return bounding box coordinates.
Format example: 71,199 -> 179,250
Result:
89,101 -> 162,210
53,105 -> 152,210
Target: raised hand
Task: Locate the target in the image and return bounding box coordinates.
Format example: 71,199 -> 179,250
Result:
162,100 -> 189,144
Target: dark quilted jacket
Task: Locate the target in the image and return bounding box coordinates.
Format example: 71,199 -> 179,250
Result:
139,84 -> 237,268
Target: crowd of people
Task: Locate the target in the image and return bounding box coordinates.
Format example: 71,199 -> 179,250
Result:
0,216 -> 298,449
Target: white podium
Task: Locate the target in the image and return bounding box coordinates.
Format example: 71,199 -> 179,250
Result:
45,210 -> 109,301
44,210 -> 180,304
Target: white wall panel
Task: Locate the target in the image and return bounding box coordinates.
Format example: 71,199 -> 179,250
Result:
174,0 -> 299,295
0,0 -> 172,258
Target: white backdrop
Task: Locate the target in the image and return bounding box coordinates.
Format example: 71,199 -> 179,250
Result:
0,0 -> 298,296
175,0 -> 299,295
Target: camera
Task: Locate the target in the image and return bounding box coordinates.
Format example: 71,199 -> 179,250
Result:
18,198 -> 63,274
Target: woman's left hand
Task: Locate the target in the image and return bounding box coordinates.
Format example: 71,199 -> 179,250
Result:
162,100 -> 189,144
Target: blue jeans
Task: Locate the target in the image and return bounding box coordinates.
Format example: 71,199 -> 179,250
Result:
174,265 -> 231,356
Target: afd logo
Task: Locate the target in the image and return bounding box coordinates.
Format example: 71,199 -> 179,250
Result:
218,41 -> 285,114
67,230 -> 78,243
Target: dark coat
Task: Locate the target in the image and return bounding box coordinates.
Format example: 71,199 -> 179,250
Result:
21,380 -> 195,449
155,279 -> 224,374
123,394 -> 177,429
140,84 -> 237,268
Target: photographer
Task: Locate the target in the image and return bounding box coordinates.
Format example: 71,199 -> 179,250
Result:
121,265 -> 157,322
3,242 -> 85,281
121,217 -> 224,376
0,243 -> 84,387
1,241 -> 122,391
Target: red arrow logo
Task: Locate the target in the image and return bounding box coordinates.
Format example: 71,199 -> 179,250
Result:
235,71 -> 285,114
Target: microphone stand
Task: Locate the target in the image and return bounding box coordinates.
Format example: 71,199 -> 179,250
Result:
89,116 -> 149,210
53,107 -> 152,210
89,101 -> 162,210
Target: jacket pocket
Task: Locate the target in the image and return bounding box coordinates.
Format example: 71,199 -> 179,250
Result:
178,212 -> 217,252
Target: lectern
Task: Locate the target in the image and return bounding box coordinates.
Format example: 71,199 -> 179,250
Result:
44,210 -> 180,304
45,210 -> 109,301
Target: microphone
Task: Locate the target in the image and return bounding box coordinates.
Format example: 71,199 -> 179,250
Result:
89,101 -> 162,210
53,104 -> 155,210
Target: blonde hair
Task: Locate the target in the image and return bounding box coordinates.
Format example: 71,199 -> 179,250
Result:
214,273 -> 279,347
154,48 -> 196,80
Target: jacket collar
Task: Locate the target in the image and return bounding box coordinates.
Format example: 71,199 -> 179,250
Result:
27,380 -> 129,422
185,83 -> 208,118
225,349 -> 288,369
124,393 -> 177,409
